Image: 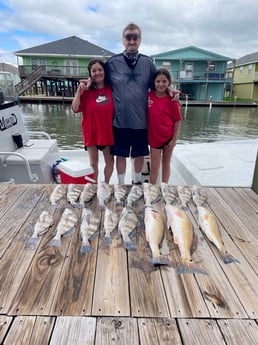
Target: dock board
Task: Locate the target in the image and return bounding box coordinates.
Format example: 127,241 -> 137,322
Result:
0,184 -> 257,344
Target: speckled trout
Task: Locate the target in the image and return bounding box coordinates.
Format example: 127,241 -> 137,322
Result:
165,204 -> 208,275
144,206 -> 170,266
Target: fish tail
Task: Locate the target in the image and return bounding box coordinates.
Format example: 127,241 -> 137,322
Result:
177,260 -> 208,275
26,237 -> 38,250
221,252 -> 240,264
124,240 -> 137,251
80,243 -> 93,254
102,235 -> 112,244
48,237 -> 62,247
152,255 -> 171,267
62,228 -> 75,238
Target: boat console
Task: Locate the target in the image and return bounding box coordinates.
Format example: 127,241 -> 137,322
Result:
0,72 -> 60,183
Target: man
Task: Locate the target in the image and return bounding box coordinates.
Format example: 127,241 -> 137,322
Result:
106,23 -> 156,184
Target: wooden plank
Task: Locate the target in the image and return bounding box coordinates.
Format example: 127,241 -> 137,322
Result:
95,317 -> 139,345
207,188 -> 258,271
0,184 -> 26,219
50,317 -> 96,345
177,319 -> 226,345
0,186 -> 54,313
160,226 -> 210,318
3,316 -> 36,345
7,201 -> 77,315
27,316 -> 55,345
0,185 -> 45,257
234,187 -> 258,214
50,198 -> 100,316
216,187 -> 258,239
203,189 -> 258,318
217,319 -> 258,345
186,200 -> 249,319
92,201 -> 130,316
128,200 -> 170,318
0,315 -> 13,343
138,318 -> 182,345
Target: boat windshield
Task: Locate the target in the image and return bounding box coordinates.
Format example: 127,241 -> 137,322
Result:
0,72 -> 16,103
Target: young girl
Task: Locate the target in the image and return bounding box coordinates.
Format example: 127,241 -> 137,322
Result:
72,59 -> 114,183
148,68 -> 182,184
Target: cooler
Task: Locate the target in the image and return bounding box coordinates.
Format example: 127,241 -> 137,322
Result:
58,160 -> 95,184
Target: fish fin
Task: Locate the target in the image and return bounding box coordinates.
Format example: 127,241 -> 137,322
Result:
72,203 -> 83,209
124,240 -> 137,251
221,253 -> 240,264
62,228 -> 75,238
177,260 -> 208,275
48,237 -> 62,247
152,256 -> 171,267
102,235 -> 112,244
80,243 -> 93,254
25,237 -> 38,250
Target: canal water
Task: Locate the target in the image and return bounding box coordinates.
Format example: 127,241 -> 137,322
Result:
21,103 -> 258,150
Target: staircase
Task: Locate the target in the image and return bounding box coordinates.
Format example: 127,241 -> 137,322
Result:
15,66 -> 44,95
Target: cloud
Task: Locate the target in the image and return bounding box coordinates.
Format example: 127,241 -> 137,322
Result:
1,0 -> 258,66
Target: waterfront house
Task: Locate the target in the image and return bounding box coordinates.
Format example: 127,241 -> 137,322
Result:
151,46 -> 232,101
13,36 -> 114,96
227,52 -> 258,101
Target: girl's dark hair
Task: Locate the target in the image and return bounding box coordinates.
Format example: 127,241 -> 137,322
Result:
87,59 -> 109,89
154,68 -> 172,85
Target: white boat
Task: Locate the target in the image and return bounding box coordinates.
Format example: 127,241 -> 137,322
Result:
1,71 -> 257,187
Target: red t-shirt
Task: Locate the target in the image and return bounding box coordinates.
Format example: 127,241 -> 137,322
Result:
75,86 -> 114,146
147,90 -> 182,148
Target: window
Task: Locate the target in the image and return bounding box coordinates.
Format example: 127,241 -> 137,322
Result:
208,63 -> 216,71
162,61 -> 171,70
248,64 -> 253,74
239,66 -> 244,73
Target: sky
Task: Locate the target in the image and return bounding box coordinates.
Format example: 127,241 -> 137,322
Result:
1,0 -> 258,66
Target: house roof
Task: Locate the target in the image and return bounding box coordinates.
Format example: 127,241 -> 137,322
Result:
13,36 -> 114,58
234,51 -> 258,66
0,62 -> 18,74
151,46 -> 232,61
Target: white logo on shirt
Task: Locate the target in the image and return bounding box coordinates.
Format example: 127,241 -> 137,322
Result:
96,95 -> 109,103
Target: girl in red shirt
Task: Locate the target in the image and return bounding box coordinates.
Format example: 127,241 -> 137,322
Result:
148,68 -> 182,184
72,59 -> 114,183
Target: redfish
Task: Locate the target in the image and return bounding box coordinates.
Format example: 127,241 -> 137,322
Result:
197,206 -> 240,264
165,205 -> 208,275
144,206 -> 170,266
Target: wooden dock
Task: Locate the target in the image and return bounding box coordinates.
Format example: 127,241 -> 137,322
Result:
0,184 -> 257,344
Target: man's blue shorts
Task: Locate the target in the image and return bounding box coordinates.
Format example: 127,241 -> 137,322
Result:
111,127 -> 149,158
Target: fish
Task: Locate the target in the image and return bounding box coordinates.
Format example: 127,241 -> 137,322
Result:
192,185 -> 208,207
97,182 -> 113,209
126,184 -> 143,207
165,204 -> 208,275
118,206 -> 139,251
143,183 -> 162,206
80,207 -> 101,253
144,206 -> 170,266
79,183 -> 98,206
26,211 -> 54,249
67,184 -> 82,206
48,208 -> 78,247
114,184 -> 128,206
162,183 -> 178,205
50,184 -> 66,205
177,185 -> 192,209
196,205 -> 240,264
103,207 -> 119,243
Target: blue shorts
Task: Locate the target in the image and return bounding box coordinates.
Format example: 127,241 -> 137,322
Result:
111,127 -> 149,158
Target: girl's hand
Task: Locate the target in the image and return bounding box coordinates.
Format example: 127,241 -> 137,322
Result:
79,78 -> 91,90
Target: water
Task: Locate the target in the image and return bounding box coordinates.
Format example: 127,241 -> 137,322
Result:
21,103 -> 258,150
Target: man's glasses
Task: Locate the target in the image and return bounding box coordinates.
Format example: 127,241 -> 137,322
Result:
124,33 -> 140,41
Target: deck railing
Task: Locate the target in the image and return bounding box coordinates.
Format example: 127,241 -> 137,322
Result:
18,65 -> 89,79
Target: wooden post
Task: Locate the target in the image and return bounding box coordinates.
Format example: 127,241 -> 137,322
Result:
251,150 -> 258,194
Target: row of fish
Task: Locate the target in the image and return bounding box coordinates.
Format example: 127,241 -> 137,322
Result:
28,183 -> 240,275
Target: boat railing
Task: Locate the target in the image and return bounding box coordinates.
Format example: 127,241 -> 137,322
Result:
27,131 -> 51,140
0,152 -> 39,183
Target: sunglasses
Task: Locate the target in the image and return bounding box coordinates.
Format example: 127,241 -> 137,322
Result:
124,33 -> 140,41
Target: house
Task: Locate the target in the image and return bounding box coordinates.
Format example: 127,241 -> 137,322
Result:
13,36 -> 114,96
228,52 -> 258,101
151,46 -> 233,101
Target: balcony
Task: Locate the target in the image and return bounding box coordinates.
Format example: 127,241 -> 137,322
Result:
18,65 -> 89,80
175,70 -> 233,82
